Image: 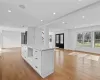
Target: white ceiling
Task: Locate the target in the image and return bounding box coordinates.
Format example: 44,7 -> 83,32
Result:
48,1 -> 100,31
0,0 -> 100,30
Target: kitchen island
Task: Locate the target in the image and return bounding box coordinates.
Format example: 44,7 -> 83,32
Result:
21,44 -> 54,78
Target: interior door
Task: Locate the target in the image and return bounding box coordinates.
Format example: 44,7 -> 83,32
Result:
55,33 -> 64,48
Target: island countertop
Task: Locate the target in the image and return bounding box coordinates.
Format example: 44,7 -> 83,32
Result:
22,44 -> 54,51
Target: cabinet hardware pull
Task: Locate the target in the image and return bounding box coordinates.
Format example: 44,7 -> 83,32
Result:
35,58 -> 38,59
35,66 -> 38,68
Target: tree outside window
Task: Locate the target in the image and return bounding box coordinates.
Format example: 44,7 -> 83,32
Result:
94,32 -> 100,47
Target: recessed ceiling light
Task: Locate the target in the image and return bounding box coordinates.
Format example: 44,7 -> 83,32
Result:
79,0 -> 82,1
41,20 -> 43,22
62,22 -> 65,24
8,10 -> 11,12
82,16 -> 85,19
53,12 -> 56,15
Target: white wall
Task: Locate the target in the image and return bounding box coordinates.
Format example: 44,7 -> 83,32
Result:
52,26 -> 100,54
2,30 -> 21,48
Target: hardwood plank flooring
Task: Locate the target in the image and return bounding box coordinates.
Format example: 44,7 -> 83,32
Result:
0,48 -> 100,80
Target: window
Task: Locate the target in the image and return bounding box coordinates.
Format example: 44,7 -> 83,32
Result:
56,35 -> 59,43
77,32 -> 92,47
94,32 -> 100,47
77,31 -> 100,48
83,32 -> 91,47
77,33 -> 83,46
60,34 -> 63,44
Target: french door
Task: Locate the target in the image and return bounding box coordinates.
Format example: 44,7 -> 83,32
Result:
55,33 -> 64,48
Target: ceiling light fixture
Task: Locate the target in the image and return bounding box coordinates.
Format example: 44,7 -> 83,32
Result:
62,22 -> 65,24
82,16 -> 85,19
79,0 -> 82,1
41,20 -> 43,22
8,10 -> 11,13
53,12 -> 56,15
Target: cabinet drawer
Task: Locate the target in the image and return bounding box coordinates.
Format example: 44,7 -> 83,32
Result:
22,45 -> 27,50
34,63 -> 41,74
22,47 -> 27,53
34,57 -> 41,73
22,50 -> 27,55
24,49 -> 27,53
33,49 -> 41,58
34,57 -> 41,65
22,46 -> 27,50
22,49 -> 27,57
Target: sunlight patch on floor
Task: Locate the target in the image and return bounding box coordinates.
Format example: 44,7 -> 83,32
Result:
86,55 -> 100,61
68,52 -> 100,61
0,48 -> 17,53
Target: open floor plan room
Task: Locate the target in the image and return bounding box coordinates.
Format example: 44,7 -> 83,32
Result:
0,0 -> 100,80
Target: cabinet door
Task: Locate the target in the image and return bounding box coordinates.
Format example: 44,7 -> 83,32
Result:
33,49 -> 41,73
41,50 -> 54,75
21,45 -> 28,57
34,58 -> 41,74
33,49 -> 41,58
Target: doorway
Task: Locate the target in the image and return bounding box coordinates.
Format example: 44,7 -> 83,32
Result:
55,33 -> 64,48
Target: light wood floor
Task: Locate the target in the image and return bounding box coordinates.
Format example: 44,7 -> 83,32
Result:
0,48 -> 100,80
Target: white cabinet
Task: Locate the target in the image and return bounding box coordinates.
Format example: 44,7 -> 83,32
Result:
21,45 -> 54,78
21,27 -> 54,78
41,49 -> 54,77
21,45 -> 27,59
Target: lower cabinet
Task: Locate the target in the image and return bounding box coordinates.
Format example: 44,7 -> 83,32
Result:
21,45 -> 54,78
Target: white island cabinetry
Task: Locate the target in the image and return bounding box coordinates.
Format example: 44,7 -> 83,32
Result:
21,45 -> 54,78
21,27 -> 54,78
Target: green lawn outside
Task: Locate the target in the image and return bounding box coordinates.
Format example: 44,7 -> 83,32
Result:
77,42 -> 100,47
77,42 -> 91,47
95,43 -> 100,47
